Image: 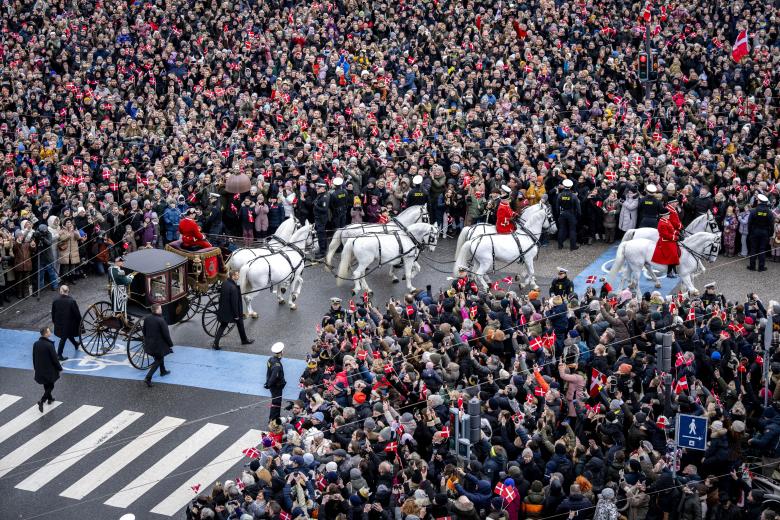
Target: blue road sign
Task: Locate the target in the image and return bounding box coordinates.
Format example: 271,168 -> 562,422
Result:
676,414 -> 708,451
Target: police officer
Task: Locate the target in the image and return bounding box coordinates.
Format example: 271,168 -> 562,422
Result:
265,342 -> 287,425
637,184 -> 662,228
313,182 -> 329,260
550,267 -> 574,298
556,179 -> 580,250
747,193 -> 774,272
322,297 -> 347,326
330,177 -> 348,229
406,174 -> 429,208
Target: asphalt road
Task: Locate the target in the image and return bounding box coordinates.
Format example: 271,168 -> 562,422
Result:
1,236 -> 779,361
0,367 -> 265,520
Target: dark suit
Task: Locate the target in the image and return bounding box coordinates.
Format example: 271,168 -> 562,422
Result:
51,295 -> 82,356
33,336 -> 62,404
142,314 -> 173,381
214,278 -> 249,346
265,356 -> 286,424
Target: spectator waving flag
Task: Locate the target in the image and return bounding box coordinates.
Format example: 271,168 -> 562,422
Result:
732,29 -> 749,62
675,376 -> 689,394
242,447 -> 259,459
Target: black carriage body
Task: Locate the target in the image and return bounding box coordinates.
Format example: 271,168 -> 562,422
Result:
122,249 -> 190,324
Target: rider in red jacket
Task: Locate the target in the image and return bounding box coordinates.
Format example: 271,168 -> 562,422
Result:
496,185 -> 517,234
664,199 -> 683,277
651,207 -> 681,269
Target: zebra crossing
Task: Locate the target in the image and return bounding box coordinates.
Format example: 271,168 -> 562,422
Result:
0,394 -> 263,517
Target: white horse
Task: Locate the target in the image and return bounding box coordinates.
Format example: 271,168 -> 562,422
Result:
227,216 -> 300,272
608,231 -> 721,293
336,222 -> 439,294
325,205 -> 428,268
621,211 -> 719,242
453,205 -> 546,267
239,222 -> 315,317
453,203 -> 557,290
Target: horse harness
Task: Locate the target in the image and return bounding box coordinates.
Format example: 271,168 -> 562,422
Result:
243,235 -> 307,292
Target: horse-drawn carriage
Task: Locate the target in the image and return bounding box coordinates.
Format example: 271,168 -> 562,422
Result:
164,241 -> 229,321
79,249 -> 192,369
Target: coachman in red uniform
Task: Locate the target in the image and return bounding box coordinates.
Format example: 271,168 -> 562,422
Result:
179,209 -> 212,249
651,207 -> 680,267
496,185 -> 517,234
664,200 -> 683,277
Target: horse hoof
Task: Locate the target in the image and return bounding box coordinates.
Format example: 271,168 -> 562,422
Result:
392,278 -> 399,284
655,283 -> 662,288
289,303 -> 297,310
280,287 -> 286,294
250,313 -> 258,319
402,275 -> 406,280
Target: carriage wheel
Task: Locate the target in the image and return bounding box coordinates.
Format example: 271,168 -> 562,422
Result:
180,291 -> 202,323
80,301 -> 119,357
126,320 -> 153,370
201,294 -> 234,338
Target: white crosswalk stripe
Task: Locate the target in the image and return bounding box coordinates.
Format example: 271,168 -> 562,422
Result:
0,405 -> 101,479
0,394 -> 21,414
150,429 -> 263,516
0,400 -> 263,517
104,422 -> 228,509
60,416 -> 186,500
0,401 -> 62,446
15,409 -> 144,492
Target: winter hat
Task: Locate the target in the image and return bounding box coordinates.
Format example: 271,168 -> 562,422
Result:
531,480 -> 543,492
731,420 -> 746,433
504,478 -> 515,487
600,488 -> 615,500
303,453 -> 315,466
325,461 -> 338,473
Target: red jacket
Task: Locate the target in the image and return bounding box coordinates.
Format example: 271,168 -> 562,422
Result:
668,205 -> 682,232
652,216 -> 680,265
496,200 -> 517,234
179,218 -> 212,249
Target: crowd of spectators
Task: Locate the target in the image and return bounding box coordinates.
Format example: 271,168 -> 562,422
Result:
186,279 -> 780,520
1,0 -> 779,306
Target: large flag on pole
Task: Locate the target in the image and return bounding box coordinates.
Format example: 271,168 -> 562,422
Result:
732,29 -> 749,62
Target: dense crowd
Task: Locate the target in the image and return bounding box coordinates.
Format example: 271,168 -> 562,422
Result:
1,0 -> 779,517
187,278 -> 780,520
1,0 -> 780,305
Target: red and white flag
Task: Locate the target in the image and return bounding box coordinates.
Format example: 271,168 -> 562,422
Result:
675,376 -> 689,394
590,368 -> 608,397
191,483 -> 201,493
502,275 -> 513,283
529,336 -> 543,352
687,307 -> 696,322
656,415 -> 668,429
732,29 -> 749,63
641,2 -> 651,22
236,478 -> 245,491
384,441 -> 398,453
349,299 -> 356,312
440,426 -> 450,438
242,447 -> 259,459
586,275 -> 597,284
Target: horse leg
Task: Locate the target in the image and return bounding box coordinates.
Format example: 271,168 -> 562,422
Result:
275,283 -> 286,304
390,263 -> 399,283
288,275 -> 302,310
245,293 -> 259,319
404,257 -> 416,292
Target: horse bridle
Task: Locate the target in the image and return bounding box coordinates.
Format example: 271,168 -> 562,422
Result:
680,235 -> 720,265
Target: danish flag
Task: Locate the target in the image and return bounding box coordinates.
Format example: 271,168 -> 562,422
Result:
406,305 -> 415,317
687,307 -> 696,322
586,275 -> 597,284
384,441 -> 398,453
534,386 -> 546,396
590,368 -> 608,397
674,376 -> 689,394
529,336 -> 543,351
656,415 -> 668,429
242,447 -> 260,459
191,483 -> 201,493
236,478 -> 245,491
349,299 -> 356,312
502,275 -> 513,283
440,426 -> 450,438
731,29 -> 749,63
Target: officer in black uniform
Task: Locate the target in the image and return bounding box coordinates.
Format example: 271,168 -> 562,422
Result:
556,179 -> 580,250
549,267 -> 575,298
322,297 -> 347,326
405,174 -> 429,207
637,184 -> 662,228
265,342 -> 287,425
747,193 -> 774,272
329,177 -> 348,229
313,182 -> 329,260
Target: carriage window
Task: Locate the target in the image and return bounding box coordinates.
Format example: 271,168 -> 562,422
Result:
170,266 -> 185,298
148,274 -> 168,303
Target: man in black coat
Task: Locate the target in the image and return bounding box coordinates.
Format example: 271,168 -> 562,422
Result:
265,342 -> 287,425
33,326 -> 63,412
212,270 -> 254,350
142,303 -> 173,387
51,285 -> 81,361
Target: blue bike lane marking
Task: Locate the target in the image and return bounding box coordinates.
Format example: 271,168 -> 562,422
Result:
571,244 -> 680,297
0,328 -> 305,399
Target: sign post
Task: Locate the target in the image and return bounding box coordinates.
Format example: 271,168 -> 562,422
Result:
676,414 -> 708,450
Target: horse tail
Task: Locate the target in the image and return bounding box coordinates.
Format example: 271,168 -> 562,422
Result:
454,238 -> 474,274
622,228 -> 635,242
336,238 -> 355,287
325,228 -> 343,272
454,226 -> 471,274
608,241 -> 627,284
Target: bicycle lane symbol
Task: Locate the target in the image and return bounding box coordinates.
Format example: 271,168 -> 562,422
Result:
61,350 -> 133,372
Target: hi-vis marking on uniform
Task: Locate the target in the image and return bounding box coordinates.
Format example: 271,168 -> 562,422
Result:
104,422 -> 228,509
16,410 -> 143,492
0,405 -> 101,478
61,416 -> 187,500
150,429 -> 263,516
